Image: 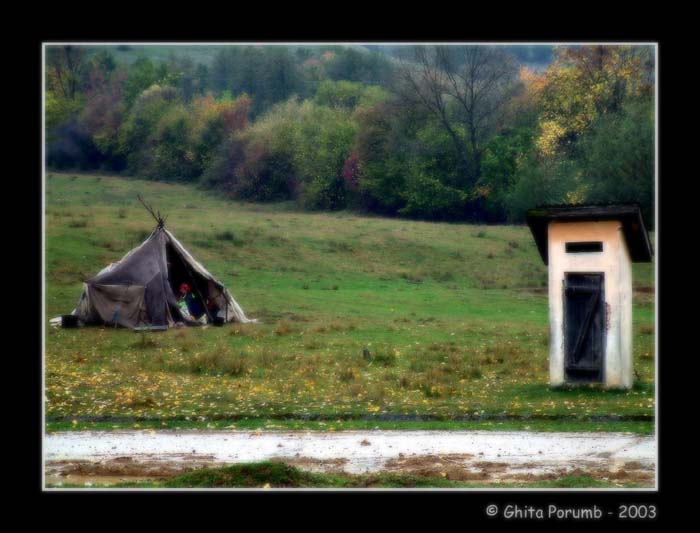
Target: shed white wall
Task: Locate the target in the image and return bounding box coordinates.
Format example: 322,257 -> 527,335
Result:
618,228 -> 634,389
547,220 -> 633,389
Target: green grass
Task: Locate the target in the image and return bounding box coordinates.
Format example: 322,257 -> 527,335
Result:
46,461 -> 642,489
45,418 -> 653,434
45,173 -> 655,431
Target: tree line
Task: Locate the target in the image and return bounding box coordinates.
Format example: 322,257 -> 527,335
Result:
46,44 -> 655,226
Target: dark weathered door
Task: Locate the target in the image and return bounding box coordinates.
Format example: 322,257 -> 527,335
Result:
564,273 -> 605,383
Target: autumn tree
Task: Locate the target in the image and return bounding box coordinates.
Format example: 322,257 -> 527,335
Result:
122,57 -> 176,107
352,97 -> 421,216
46,46 -> 89,130
578,100 -> 655,225
79,68 -> 127,170
46,46 -> 86,100
536,45 -> 654,157
43,44 -> 654,224
190,92 -> 251,174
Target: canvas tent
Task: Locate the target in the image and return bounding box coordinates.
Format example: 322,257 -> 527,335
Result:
54,211 -> 253,329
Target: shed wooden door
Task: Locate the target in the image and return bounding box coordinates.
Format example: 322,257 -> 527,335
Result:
564,273 -> 605,383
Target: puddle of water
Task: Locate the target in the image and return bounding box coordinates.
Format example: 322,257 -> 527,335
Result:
44,430 -> 656,486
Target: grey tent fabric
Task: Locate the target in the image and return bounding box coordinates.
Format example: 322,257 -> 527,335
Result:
65,225 -> 254,328
77,284 -> 148,328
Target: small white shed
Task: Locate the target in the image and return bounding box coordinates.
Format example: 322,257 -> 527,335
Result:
527,205 -> 653,389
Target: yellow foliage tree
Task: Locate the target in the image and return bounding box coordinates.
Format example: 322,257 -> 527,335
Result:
536,45 -> 653,156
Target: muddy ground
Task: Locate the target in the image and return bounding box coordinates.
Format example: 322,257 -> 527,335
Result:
45,430 -> 655,487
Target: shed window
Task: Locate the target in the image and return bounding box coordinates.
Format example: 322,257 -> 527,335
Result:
566,241 -> 603,254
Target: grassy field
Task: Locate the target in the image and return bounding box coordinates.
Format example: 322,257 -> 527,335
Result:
44,172 -> 655,432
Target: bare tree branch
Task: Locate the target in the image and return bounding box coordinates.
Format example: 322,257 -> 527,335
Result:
398,45 -> 518,186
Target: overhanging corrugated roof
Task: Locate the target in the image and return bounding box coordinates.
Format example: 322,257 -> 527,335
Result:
526,204 -> 653,265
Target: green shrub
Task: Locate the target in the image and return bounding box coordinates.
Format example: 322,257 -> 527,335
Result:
189,351 -> 248,376
214,230 -> 240,243
372,349 -> 397,367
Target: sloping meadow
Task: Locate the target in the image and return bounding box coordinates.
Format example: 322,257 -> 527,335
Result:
45,173 -> 655,428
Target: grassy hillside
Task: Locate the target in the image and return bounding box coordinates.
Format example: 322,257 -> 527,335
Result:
44,173 -> 655,431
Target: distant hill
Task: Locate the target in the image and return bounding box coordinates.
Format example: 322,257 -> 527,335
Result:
363,44 -> 555,69
81,43 -> 556,69
82,44 -> 241,66
81,43 -> 368,66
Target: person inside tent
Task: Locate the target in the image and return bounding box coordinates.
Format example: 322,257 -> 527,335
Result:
178,282 -> 206,321
207,297 -> 220,318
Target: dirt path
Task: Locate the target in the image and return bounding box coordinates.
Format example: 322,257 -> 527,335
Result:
45,430 -> 656,487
